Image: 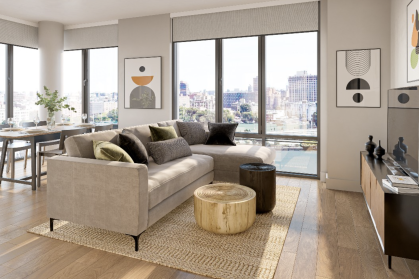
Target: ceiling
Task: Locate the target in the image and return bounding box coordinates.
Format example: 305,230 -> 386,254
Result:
0,0 -> 307,26
0,0 -> 303,25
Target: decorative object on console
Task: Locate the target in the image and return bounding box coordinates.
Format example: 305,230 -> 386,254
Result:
147,137 -> 192,165
408,0 -> 419,82
365,135 -> 377,156
375,140 -> 386,160
149,126 -> 178,142
35,86 -> 77,130
124,56 -> 161,109
336,48 -> 381,107
176,121 -> 207,145
397,137 -> 408,153
93,140 -> 134,163
393,142 -> 406,161
117,130 -> 148,165
205,122 -> 238,146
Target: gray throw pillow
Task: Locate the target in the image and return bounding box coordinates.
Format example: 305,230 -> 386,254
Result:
176,121 -> 207,145
147,137 -> 192,165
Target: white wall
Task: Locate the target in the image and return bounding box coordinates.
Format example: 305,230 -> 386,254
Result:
391,0 -> 418,88
118,14 -> 172,128
325,0 -> 391,191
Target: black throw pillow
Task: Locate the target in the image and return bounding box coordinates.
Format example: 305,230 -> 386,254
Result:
205,122 -> 238,146
117,130 -> 149,165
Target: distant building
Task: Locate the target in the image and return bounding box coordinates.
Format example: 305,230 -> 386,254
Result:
288,71 -> 317,103
179,81 -> 189,96
248,84 -> 252,92
223,92 -> 258,108
253,76 -> 258,92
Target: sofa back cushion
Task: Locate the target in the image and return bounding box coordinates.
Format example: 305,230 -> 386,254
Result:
65,130 -> 120,158
157,119 -> 182,136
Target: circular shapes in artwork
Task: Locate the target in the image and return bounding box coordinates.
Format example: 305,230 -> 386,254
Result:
139,66 -> 145,72
411,49 -> 418,69
398,93 -> 410,104
353,93 -> 363,103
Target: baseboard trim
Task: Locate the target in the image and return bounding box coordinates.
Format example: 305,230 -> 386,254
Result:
325,177 -> 362,192
320,172 -> 327,183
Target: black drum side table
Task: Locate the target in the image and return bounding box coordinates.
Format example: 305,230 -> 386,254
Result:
239,163 -> 276,213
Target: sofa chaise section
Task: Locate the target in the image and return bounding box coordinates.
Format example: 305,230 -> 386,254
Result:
189,144 -> 276,183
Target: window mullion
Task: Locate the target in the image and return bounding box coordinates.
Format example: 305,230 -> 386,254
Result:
82,49 -> 89,117
6,45 -> 13,119
215,39 -> 223,123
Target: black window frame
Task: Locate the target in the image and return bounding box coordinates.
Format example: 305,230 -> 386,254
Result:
172,32 -> 320,179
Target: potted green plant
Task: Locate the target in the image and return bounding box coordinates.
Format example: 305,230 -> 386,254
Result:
35,86 -> 77,130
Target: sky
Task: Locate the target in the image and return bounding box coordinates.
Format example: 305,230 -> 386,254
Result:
177,32 -> 318,93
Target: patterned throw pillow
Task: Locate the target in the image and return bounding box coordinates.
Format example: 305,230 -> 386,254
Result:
93,140 -> 134,163
205,122 -> 238,146
149,126 -> 178,142
147,138 -> 192,165
176,121 -> 207,145
117,130 -> 148,165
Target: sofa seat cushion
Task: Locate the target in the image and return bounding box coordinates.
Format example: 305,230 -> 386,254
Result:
148,154 -> 213,209
190,144 -> 276,173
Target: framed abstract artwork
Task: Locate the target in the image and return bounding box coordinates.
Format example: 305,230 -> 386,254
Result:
124,56 -> 161,109
336,48 -> 381,108
408,0 -> 419,82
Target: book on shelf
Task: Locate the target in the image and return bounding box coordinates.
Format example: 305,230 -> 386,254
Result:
386,175 -> 418,188
382,179 -> 419,194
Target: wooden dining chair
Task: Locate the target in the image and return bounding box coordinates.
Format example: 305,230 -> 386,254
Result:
37,128 -> 86,188
94,124 -> 114,132
21,121 -> 58,166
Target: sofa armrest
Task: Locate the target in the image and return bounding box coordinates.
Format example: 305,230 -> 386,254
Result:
47,156 -> 149,236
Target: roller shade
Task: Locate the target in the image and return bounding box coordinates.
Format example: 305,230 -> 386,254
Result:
0,19 -> 38,48
172,1 -> 318,42
64,24 -> 118,50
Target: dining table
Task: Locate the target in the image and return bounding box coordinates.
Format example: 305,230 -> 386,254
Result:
0,123 -> 97,190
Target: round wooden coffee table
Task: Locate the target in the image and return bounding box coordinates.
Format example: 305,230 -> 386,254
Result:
194,183 -> 256,234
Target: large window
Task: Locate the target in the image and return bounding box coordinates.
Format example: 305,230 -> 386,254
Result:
62,47 -> 118,124
0,44 -> 6,124
174,32 -> 319,177
222,37 -> 258,133
176,40 -> 215,124
13,46 -> 39,123
63,50 -> 82,123
89,48 -> 118,124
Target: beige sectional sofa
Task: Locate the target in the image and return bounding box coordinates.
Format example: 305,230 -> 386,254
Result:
47,120 -> 275,250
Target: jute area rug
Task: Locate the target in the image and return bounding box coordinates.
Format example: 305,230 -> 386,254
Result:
28,185 -> 300,279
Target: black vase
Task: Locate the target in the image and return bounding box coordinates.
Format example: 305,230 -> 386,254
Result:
365,135 -> 376,156
393,141 -> 405,161
375,140 -> 386,160
397,137 -> 408,154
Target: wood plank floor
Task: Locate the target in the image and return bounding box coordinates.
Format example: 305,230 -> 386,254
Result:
0,159 -> 417,278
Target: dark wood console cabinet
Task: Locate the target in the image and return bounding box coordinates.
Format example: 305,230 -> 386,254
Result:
360,152 -> 419,268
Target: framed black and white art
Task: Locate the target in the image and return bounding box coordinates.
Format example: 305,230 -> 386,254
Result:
336,48 -> 381,108
124,56 -> 162,109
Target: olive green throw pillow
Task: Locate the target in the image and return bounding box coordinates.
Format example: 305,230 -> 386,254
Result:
93,141 -> 134,163
149,126 -> 178,142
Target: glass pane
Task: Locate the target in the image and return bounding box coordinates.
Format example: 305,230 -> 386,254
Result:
266,32 -> 318,137
222,37 -> 258,133
13,46 -> 39,123
0,44 -> 6,124
176,40 -> 215,124
89,47 -> 118,124
266,138 -> 317,175
235,137 -> 262,146
63,50 -> 82,123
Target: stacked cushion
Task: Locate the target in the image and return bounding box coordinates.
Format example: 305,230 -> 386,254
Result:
176,122 -> 207,145
147,137 -> 192,165
117,130 -> 149,165
205,122 -> 238,146
149,126 -> 178,142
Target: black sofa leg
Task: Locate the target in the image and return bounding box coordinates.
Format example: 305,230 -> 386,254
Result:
388,255 -> 392,269
50,218 -> 54,231
129,234 -> 142,251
